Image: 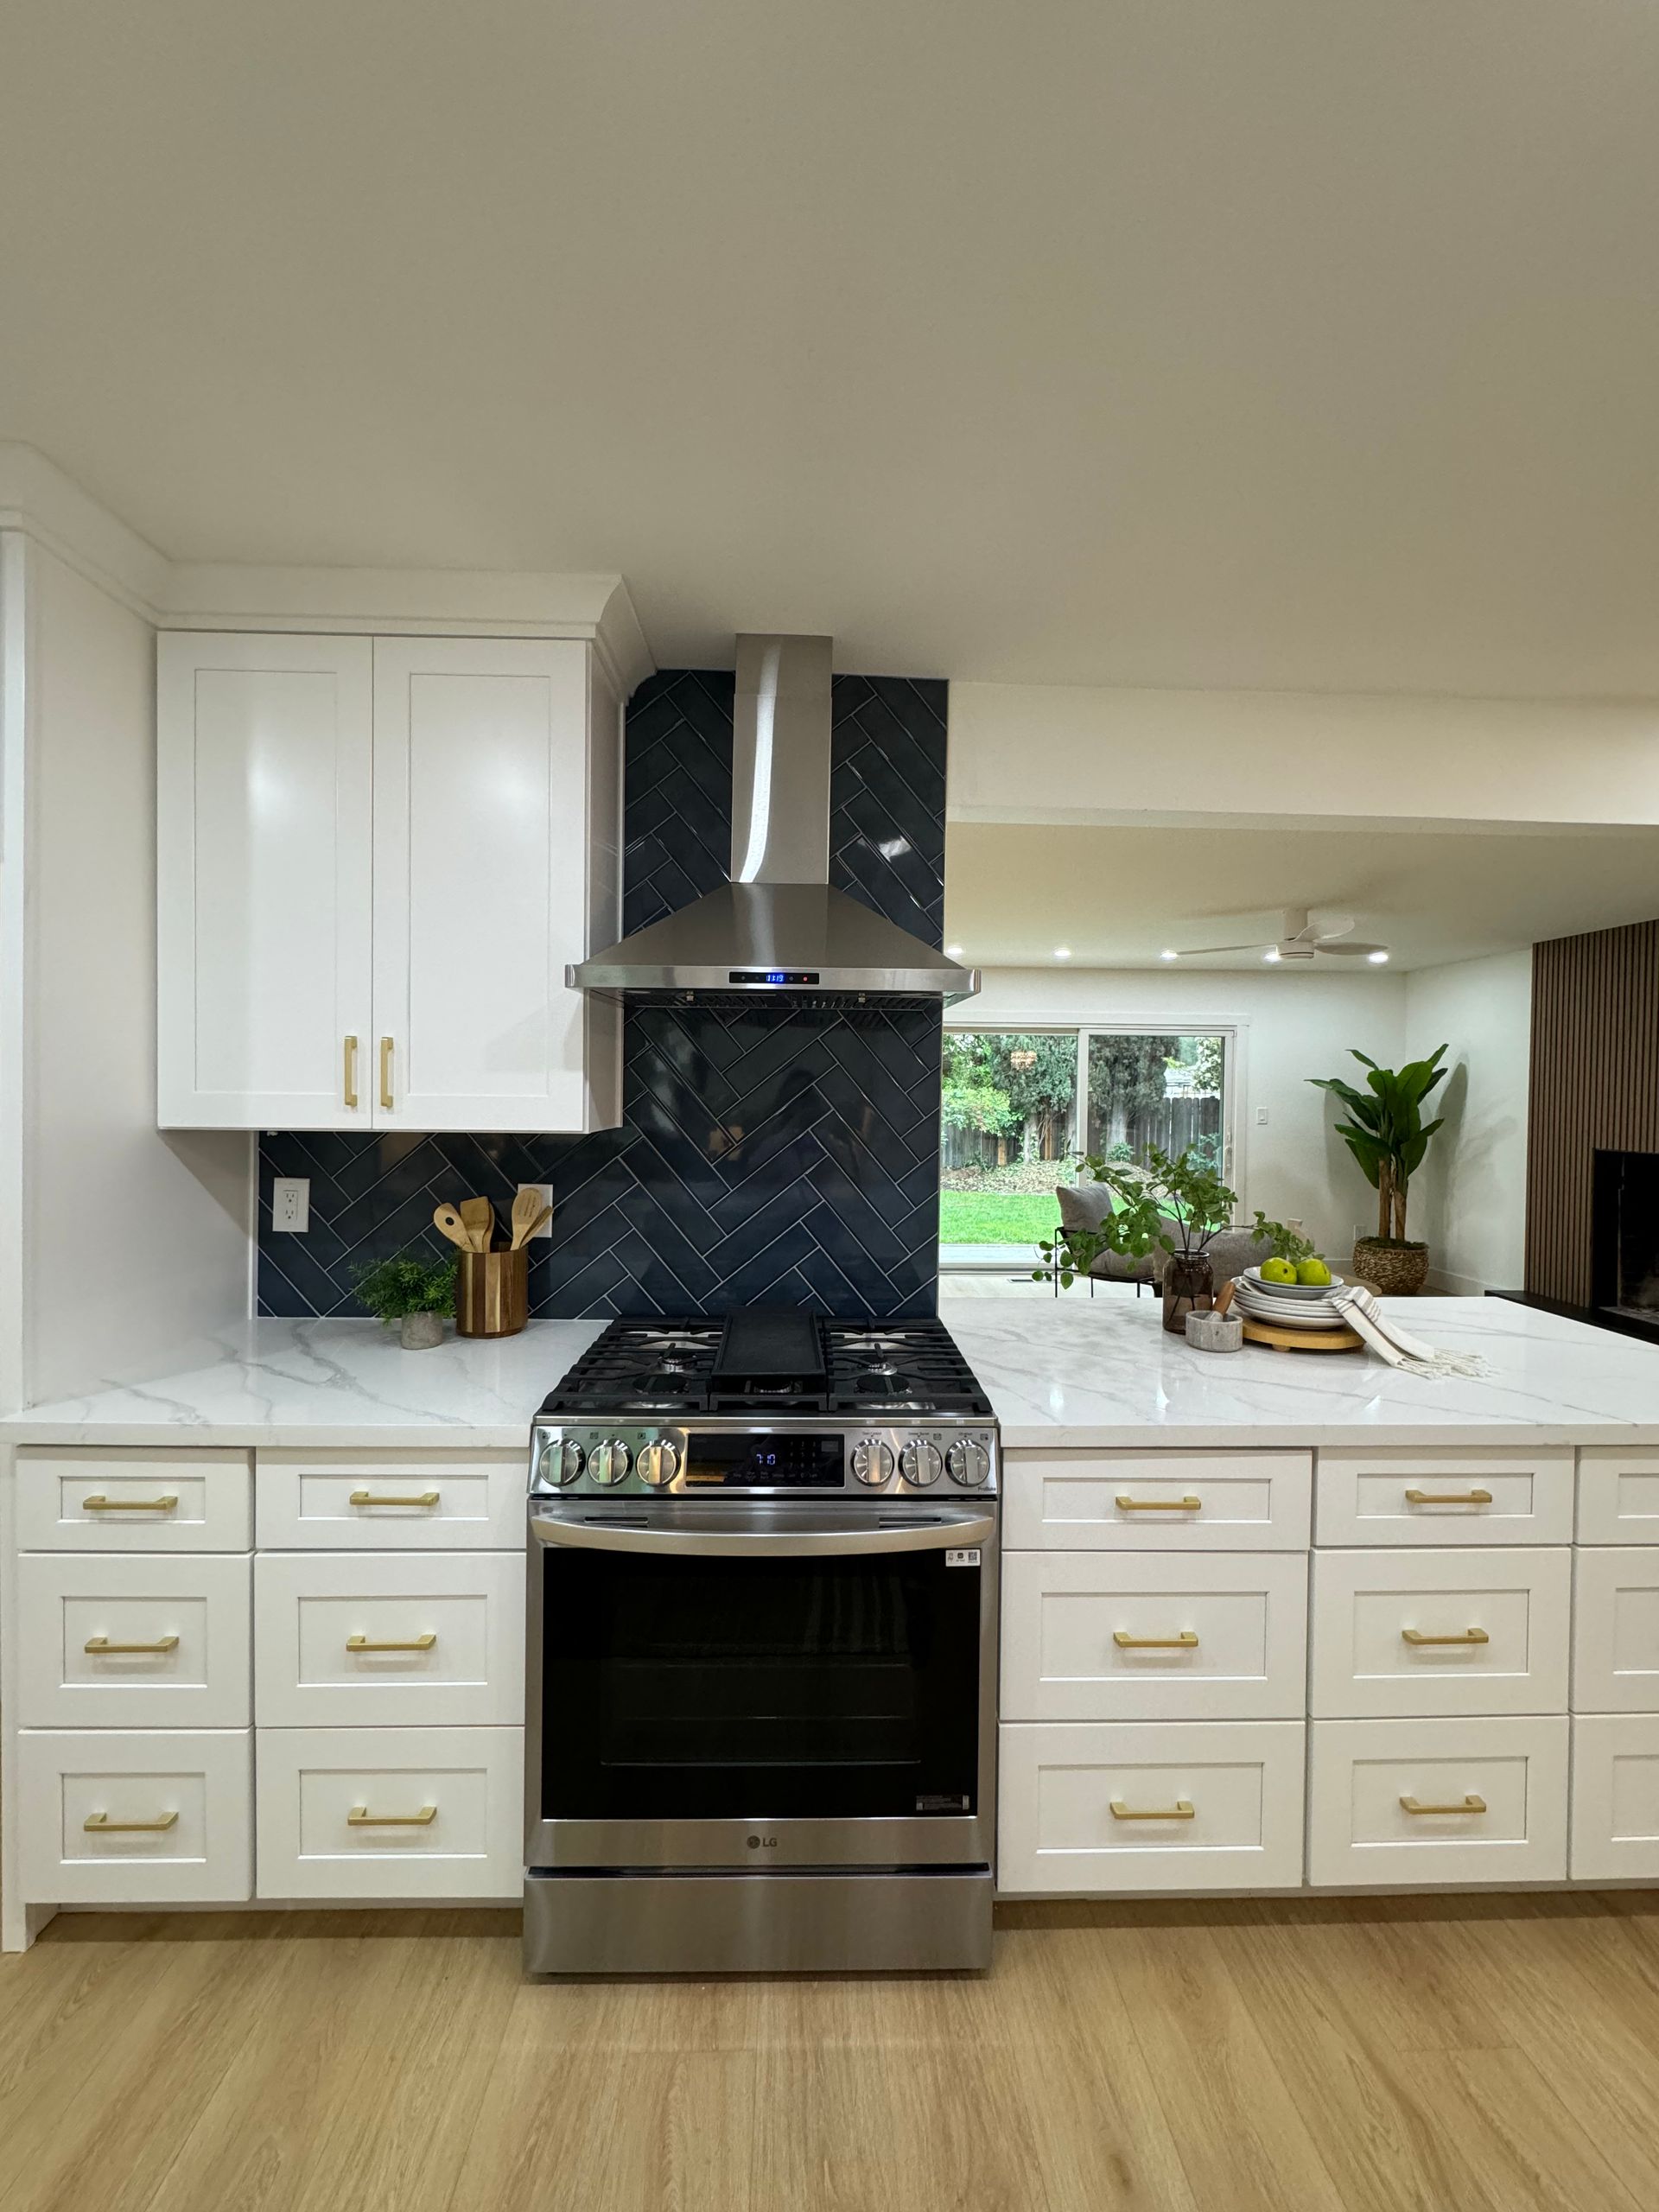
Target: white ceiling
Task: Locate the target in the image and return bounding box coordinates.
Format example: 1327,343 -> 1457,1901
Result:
4,3 -> 1659,693
944,822 -> 1659,971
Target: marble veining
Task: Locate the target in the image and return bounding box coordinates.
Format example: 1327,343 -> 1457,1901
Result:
6,1299 -> 1659,1452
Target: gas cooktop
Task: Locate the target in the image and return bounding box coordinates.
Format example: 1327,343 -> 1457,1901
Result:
539,1308 -> 995,1421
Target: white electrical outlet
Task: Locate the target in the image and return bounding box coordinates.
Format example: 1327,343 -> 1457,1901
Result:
272,1177 -> 310,1232
518,1182 -> 555,1236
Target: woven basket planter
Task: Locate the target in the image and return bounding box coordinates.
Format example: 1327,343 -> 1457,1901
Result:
1351,1238 -> 1430,1296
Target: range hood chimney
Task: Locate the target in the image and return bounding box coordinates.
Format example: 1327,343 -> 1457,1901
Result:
568,635 -> 978,1001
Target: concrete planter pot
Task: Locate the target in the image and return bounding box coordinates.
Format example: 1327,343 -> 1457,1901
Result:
1351,1238 -> 1430,1296
398,1311 -> 446,1350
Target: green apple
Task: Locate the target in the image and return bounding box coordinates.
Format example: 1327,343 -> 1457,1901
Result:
1260,1257 -> 1299,1285
1296,1256 -> 1332,1287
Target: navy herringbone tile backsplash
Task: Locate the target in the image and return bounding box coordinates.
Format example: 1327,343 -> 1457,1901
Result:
257,671 -> 947,1320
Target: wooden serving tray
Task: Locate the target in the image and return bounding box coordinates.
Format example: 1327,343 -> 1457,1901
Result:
1240,1318 -> 1364,1354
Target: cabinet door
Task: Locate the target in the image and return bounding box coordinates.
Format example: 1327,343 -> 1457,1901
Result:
372,639 -> 593,1131
157,632 -> 373,1128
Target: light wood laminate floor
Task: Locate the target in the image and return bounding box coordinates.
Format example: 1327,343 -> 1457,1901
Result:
3,1892 -> 1659,2210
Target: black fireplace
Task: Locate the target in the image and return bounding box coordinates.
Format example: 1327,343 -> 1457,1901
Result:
1592,1150 -> 1659,1334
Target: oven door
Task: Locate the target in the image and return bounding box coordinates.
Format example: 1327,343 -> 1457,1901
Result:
526,1500 -> 997,1871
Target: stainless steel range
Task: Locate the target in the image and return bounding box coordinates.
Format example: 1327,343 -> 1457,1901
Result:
524,1308 -> 999,1976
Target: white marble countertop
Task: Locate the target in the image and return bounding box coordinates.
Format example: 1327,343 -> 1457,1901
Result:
4,1298 -> 1657,1454
939,1294 -> 1659,1448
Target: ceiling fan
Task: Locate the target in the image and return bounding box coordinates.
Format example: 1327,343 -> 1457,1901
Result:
1164,907 -> 1389,964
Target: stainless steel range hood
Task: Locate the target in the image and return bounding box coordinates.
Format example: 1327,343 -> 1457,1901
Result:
568,635 -> 978,1001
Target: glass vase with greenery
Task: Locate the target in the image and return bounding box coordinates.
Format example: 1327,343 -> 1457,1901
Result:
352,1250 -> 458,1349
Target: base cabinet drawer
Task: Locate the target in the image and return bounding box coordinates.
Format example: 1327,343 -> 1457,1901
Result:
16,1553 -> 251,1728
1577,1449 -> 1659,1545
1573,1550 -> 1659,1713
996,1720 -> 1306,1894
16,1449 -> 252,1552
254,1552 -> 524,1726
1004,1451 -> 1311,1551
255,1451 -> 524,1549
1571,1715 -> 1659,1881
1316,1450 -> 1574,1547
1001,1551 -> 1307,1720
256,1726 -> 522,1899
1306,1716 -> 1567,1887
17,1729 -> 251,1903
1310,1548 -> 1570,1719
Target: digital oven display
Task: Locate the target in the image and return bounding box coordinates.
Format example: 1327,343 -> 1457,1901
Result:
683,1432 -> 845,1487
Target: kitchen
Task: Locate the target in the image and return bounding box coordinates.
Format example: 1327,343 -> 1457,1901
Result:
8,3 -> 1659,2206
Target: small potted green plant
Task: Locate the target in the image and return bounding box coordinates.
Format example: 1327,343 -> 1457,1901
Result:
352,1250 -> 458,1350
1310,1046 -> 1448,1294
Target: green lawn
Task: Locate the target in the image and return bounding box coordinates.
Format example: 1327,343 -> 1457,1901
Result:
938,1191 -> 1059,1244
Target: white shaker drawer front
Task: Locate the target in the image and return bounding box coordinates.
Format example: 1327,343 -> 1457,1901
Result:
1000,1551 -> 1307,1721
1573,1550 -> 1659,1713
1306,1716 -> 1567,1887
256,1450 -> 524,1549
997,1720 -> 1305,1894
1309,1548 -> 1569,1719
16,1448 -> 251,1552
1315,1450 -> 1573,1547
1578,1450 -> 1659,1545
256,1726 -> 522,1899
1003,1451 -> 1311,1552
16,1554 -> 251,1728
255,1553 -> 524,1726
17,1729 -> 251,1904
1571,1716 -> 1659,1881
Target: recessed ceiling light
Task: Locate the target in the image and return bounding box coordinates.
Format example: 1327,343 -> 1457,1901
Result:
945,944 -> 963,958
1263,948 -> 1281,963
1368,949 -> 1390,964
1160,949 -> 1179,962
1053,946 -> 1072,960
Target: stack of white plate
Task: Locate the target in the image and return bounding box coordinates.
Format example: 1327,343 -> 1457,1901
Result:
1230,1264 -> 1350,1332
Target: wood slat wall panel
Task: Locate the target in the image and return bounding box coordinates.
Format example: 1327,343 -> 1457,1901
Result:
1526,919 -> 1659,1304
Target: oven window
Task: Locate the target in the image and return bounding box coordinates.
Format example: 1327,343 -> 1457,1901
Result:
540,1546 -> 982,1820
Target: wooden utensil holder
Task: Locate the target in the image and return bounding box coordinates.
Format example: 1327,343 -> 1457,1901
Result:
455,1248 -> 529,1338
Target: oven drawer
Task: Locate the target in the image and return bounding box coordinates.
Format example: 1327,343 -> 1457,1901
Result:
17,1729 -> 251,1904
1306,1716 -> 1568,1886
996,1720 -> 1306,1894
1315,1450 -> 1573,1546
1578,1449 -> 1659,1545
255,1451 -> 523,1549
16,1448 -> 251,1551
1571,1715 -> 1659,1881
1003,1451 -> 1311,1551
1309,1548 -> 1570,1719
256,1726 -> 521,1899
255,1553 -> 524,1726
16,1553 -> 251,1729
1000,1550 -> 1306,1721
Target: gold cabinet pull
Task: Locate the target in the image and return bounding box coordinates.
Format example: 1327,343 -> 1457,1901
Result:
1404,1487 -> 1493,1506
1113,1630 -> 1200,1649
81,1494 -> 178,1514
84,1633 -> 181,1655
347,1803 -> 437,1827
1110,1798 -> 1196,1821
346,1631 -> 437,1653
83,1810 -> 180,1834
1401,1794 -> 1487,1816
348,1490 -> 440,1509
379,1035 -> 395,1110
1401,1626 -> 1490,1646
344,1033 -> 359,1110
1116,1495 -> 1203,1513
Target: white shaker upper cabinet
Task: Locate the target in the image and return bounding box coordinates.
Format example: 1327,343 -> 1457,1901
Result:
158,634 -> 373,1129
372,639 -> 594,1132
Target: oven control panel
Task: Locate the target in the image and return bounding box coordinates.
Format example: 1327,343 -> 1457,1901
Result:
530,1423 -> 998,1499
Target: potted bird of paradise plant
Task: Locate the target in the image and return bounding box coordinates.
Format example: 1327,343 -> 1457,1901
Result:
1309,1046 -> 1448,1294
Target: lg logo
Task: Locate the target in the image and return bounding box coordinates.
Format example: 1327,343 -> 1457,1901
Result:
747,1834 -> 779,1850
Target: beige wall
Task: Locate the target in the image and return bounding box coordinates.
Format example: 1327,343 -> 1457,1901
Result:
1403,950 -> 1533,1296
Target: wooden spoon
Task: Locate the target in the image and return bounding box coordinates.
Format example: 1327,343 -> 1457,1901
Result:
510,1188 -> 550,1250
432,1204 -> 473,1253
458,1197 -> 495,1253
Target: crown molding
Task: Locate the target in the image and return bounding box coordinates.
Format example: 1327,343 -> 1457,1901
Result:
0,444 -> 655,694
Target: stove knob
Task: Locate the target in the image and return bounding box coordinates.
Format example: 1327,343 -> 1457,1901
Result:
946,1439 -> 991,1489
900,1439 -> 944,1488
588,1440 -> 632,1487
851,1438 -> 895,1487
636,1439 -> 680,1488
553,1439 -> 585,1487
